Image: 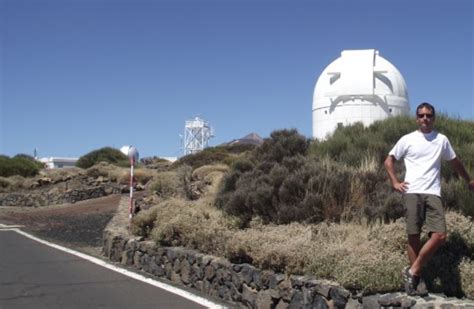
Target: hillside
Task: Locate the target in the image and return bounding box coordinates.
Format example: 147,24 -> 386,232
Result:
1,115 -> 473,302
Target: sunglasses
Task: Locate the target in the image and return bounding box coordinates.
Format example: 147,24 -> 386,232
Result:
417,113 -> 434,119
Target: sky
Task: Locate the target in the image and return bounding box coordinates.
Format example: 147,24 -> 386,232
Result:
1,0 -> 473,159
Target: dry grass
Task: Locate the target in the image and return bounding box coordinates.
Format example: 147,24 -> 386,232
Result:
148,171 -> 187,199
224,219 -> 406,293
39,167 -> 84,181
150,197 -> 238,255
130,164 -> 474,296
1,168 -> 84,191
459,258 -> 474,299
192,164 -> 229,181
0,176 -> 13,190
115,168 -> 155,185
86,162 -> 124,179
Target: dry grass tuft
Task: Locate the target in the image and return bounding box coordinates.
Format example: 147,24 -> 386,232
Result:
86,162 -> 123,179
459,258 -> 474,299
226,221 -> 316,273
40,167 -> 84,181
131,206 -> 160,237
150,197 -> 238,255
445,211 -> 474,249
192,164 -> 229,181
115,168 -> 155,185
0,176 -> 12,190
148,171 -> 186,199
133,168 -> 155,185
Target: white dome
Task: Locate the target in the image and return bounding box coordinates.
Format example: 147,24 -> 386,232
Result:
312,49 -> 410,140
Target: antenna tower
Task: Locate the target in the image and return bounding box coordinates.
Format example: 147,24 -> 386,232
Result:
183,116 -> 214,156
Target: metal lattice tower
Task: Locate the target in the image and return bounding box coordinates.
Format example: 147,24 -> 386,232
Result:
183,117 -> 214,155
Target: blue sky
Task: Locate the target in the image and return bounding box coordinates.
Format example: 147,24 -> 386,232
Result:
1,0 -> 473,159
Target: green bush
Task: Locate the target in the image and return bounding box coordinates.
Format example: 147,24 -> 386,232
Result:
172,143 -> 255,170
173,150 -> 229,170
76,147 -> 128,169
216,130 -> 349,226
217,128 -> 399,226
309,116 -> 416,165
443,178 -> 474,217
252,129 -> 309,163
0,154 -> 43,177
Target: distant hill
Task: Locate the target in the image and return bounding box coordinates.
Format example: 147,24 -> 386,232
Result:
225,132 -> 264,146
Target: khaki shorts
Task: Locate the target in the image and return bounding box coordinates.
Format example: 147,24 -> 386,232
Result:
402,194 -> 447,235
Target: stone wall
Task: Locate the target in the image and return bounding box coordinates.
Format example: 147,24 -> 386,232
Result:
102,197 -> 474,309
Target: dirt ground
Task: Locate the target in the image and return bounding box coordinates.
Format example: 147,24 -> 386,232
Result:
0,194 -> 122,256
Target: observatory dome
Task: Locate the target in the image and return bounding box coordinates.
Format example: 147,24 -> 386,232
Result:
312,49 -> 410,140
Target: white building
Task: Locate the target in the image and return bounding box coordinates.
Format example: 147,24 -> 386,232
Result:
312,49 -> 410,140
39,157 -> 78,169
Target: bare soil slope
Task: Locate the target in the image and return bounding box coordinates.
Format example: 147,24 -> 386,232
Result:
0,194 -> 122,255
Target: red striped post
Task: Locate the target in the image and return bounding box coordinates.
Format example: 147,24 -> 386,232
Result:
129,156 -> 134,221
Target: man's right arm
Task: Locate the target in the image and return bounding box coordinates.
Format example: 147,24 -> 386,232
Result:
384,155 -> 409,193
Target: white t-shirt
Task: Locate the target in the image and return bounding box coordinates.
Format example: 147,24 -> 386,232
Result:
388,130 -> 456,196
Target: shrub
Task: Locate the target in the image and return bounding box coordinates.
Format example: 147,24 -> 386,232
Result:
252,129 -> 309,163
443,178 -> 474,218
131,206 -> 160,237
140,156 -> 173,171
0,176 -> 12,190
76,147 -> 128,169
116,168 -> 155,186
10,175 -> 28,190
172,143 -> 254,170
149,197 -> 238,255
309,116 -> 416,166
191,164 -> 229,181
0,155 -> 43,177
133,168 -> 155,185
40,167 -> 83,182
459,258 -> 474,299
148,165 -> 192,199
218,152 -> 384,226
84,161 -> 156,186
85,162 -> 123,178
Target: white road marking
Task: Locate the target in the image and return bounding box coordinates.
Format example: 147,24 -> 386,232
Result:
0,227 -> 226,309
0,223 -> 24,229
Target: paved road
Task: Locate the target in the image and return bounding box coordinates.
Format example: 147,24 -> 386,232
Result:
0,229 -> 219,309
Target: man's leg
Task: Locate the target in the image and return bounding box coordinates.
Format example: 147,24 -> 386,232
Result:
410,195 -> 447,276
410,232 -> 446,276
402,194 -> 423,295
404,194 -> 422,267
407,234 -> 421,265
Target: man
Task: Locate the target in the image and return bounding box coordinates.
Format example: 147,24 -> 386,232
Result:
384,102 -> 474,296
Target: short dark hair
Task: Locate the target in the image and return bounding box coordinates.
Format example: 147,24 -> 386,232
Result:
416,102 -> 436,118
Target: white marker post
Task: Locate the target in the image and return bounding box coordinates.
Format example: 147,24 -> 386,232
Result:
121,145 -> 139,222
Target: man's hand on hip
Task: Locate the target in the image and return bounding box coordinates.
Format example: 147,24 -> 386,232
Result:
393,181 -> 409,193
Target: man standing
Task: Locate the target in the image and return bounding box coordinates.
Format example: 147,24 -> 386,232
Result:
384,102 -> 474,295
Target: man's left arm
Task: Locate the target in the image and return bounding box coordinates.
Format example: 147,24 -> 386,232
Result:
449,157 -> 474,191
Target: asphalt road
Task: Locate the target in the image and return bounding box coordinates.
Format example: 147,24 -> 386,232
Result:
0,229 -> 218,309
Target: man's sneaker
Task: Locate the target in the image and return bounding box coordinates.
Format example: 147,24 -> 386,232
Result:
416,277 -> 429,297
402,266 -> 420,296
